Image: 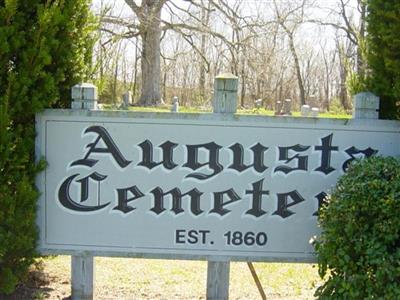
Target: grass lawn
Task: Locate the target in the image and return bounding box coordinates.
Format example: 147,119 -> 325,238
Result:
102,104 -> 351,119
8,256 -> 322,299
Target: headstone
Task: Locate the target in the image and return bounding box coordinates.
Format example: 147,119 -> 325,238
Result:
71,83 -> 98,110
353,92 -> 379,119
311,107 -> 319,117
213,73 -> 238,113
283,99 -> 292,115
122,91 -> 133,107
301,105 -> 311,117
254,99 -> 262,109
275,101 -> 282,115
171,96 -> 179,113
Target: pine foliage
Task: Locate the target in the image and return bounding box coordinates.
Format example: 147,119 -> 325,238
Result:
0,0 -> 96,294
366,0 -> 400,119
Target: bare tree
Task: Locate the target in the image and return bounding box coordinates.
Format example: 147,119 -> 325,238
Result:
310,0 -> 367,77
94,0 -> 351,111
273,0 -> 310,105
319,41 -> 337,110
123,0 -> 167,105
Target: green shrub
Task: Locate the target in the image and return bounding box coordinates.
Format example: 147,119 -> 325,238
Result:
315,156 -> 400,299
0,0 -> 95,294
366,0 -> 400,120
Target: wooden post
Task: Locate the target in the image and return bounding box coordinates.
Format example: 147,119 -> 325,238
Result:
213,73 -> 238,113
71,255 -> 94,300
353,92 -> 379,119
71,83 -> 98,110
207,261 -> 230,300
207,73 -> 238,300
70,84 -> 96,300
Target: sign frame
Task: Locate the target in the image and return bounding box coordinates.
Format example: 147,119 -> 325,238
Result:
35,109 -> 400,263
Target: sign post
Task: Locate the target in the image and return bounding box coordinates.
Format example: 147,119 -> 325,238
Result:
70,83 -> 97,300
71,254 -> 94,300
207,73 -> 238,300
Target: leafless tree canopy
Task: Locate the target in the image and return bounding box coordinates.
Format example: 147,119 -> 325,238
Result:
93,0 -> 364,111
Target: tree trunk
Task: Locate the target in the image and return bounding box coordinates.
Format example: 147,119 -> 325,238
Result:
199,33 -> 206,103
289,37 -> 305,105
139,11 -> 162,106
162,57 -> 167,104
356,0 -> 367,77
338,48 -> 350,110
131,45 -> 139,103
282,25 -> 306,106
198,0 -> 209,103
240,56 -> 246,107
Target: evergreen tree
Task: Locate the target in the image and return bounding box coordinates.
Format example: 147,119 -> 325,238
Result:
366,0 -> 400,119
0,0 -> 96,294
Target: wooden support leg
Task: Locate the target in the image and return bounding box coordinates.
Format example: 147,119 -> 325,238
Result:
207,261 -> 230,300
71,255 -> 94,300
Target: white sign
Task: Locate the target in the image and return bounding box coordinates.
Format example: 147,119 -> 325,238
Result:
36,111 -> 400,261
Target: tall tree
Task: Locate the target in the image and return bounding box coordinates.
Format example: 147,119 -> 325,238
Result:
273,0 -> 309,106
0,0 -> 95,294
125,0 -> 166,106
366,0 -> 400,119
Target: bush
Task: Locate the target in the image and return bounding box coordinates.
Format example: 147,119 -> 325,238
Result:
0,0 -> 95,294
366,0 -> 400,120
315,156 -> 400,299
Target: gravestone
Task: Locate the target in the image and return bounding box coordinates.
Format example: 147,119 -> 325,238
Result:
301,105 -> 311,117
283,99 -> 292,115
311,107 -> 319,117
171,96 -> 179,113
122,91 -> 133,107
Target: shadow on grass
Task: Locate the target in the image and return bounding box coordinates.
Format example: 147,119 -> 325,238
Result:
0,261 -> 70,300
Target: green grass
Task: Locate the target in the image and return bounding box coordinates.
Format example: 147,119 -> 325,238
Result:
101,104 -> 351,119
26,256 -> 322,299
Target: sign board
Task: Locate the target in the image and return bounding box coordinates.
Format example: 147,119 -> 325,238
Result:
36,110 -> 400,262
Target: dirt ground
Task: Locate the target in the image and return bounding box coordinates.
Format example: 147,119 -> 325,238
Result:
2,256 -> 321,300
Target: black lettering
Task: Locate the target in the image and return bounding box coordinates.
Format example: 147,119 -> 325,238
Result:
273,190 -> 305,218
58,172 -> 110,212
183,142 -> 223,180
138,140 -> 178,170
228,143 -> 268,173
199,230 -> 210,244
313,192 -> 328,216
274,145 -> 310,174
113,185 -> 144,213
150,187 -> 203,215
245,179 -> 269,217
188,230 -> 198,244
176,230 -> 185,244
210,188 -> 241,216
342,146 -> 378,171
71,126 -> 131,168
314,134 -> 339,175
75,172 -> 107,203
